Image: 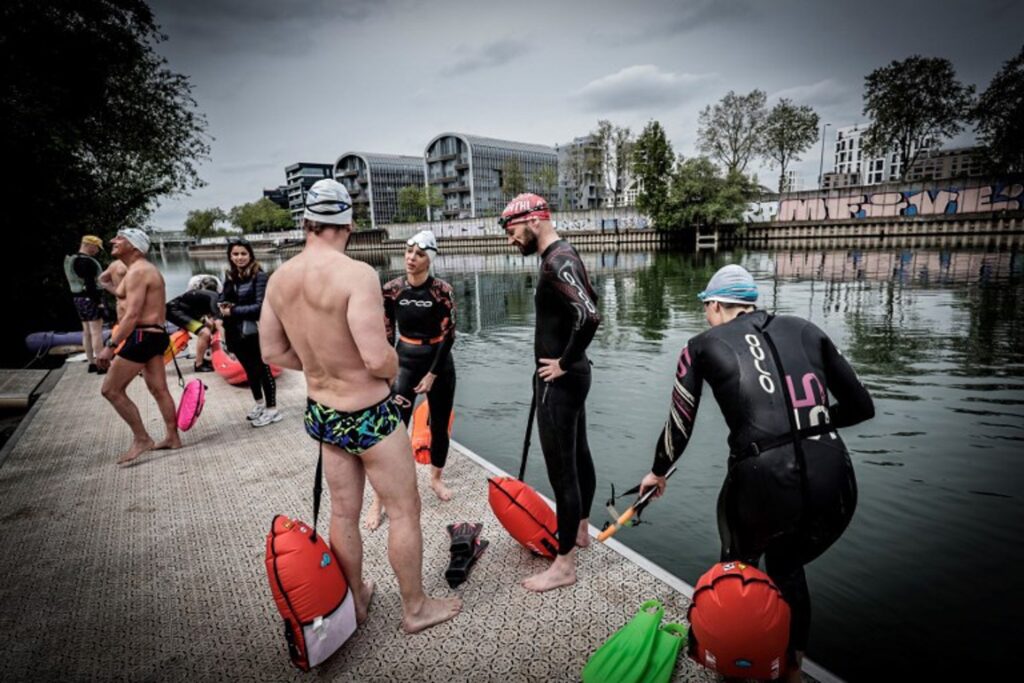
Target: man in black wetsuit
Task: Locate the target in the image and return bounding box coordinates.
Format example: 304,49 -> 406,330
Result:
639,264 -> 874,682
64,234 -> 107,374
165,276 -> 219,372
501,193 -> 602,593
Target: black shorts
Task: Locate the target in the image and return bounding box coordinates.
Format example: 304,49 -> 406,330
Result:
73,296 -> 101,322
117,328 -> 170,364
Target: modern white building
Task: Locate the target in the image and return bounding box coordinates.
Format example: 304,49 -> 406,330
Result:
832,123 -> 931,187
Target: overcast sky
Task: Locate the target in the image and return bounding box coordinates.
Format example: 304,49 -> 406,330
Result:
146,0 -> 1023,230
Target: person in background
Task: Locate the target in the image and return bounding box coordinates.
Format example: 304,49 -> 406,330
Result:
64,234 -> 106,374
639,264 -> 875,682
365,230 -> 457,531
219,238 -> 279,427
165,276 -> 220,372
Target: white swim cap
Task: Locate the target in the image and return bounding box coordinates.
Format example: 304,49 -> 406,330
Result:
407,230 -> 438,255
117,228 -> 150,254
303,179 -> 353,226
698,265 -> 758,305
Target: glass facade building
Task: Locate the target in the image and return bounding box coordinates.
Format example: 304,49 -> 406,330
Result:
285,162 -> 333,226
335,153 -> 425,229
424,133 -> 558,219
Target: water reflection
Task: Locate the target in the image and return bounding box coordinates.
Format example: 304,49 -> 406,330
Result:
158,246 -> 1023,679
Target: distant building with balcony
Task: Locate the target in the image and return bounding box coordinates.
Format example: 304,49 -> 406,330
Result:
833,123 -> 931,185
424,133 -> 558,219
335,153 -> 425,229
557,135 -> 604,210
262,185 -> 290,210
906,146 -> 988,182
822,171 -> 861,191
285,162 -> 333,226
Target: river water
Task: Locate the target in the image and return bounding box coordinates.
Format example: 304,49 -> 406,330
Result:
157,245 -> 1023,680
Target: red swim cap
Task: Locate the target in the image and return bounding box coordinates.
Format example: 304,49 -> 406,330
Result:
500,193 -> 550,226
687,562 -> 791,680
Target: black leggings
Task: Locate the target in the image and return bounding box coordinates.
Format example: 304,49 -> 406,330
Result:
535,370 -> 596,556
228,332 -> 276,408
392,342 -> 456,468
717,440 -> 857,654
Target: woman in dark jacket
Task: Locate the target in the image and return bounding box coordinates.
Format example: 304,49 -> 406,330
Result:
219,239 -> 280,427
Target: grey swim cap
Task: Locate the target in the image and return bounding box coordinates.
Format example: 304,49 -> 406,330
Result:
698,265 -> 758,305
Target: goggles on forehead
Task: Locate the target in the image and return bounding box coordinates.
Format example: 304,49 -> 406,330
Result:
498,204 -> 549,228
304,199 -> 352,216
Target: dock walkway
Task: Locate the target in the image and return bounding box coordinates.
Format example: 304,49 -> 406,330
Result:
0,360 -> 832,682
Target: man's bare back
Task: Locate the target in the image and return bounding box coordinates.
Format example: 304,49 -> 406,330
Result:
264,247 -> 394,410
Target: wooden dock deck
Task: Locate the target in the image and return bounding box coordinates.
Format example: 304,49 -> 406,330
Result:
0,358 -> 835,682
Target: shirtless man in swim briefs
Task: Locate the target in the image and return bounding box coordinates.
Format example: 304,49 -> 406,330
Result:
259,178 -> 460,633
96,229 -> 182,465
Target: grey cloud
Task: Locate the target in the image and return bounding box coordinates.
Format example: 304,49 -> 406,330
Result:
573,65 -> 716,113
770,79 -> 857,108
441,39 -> 520,76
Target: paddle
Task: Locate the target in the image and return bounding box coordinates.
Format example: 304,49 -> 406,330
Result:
597,466 -> 678,543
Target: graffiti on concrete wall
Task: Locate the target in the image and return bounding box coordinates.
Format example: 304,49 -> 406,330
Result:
777,180 -> 1024,222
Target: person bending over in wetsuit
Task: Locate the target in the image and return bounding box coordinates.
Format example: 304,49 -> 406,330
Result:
638,264 -> 874,682
365,230 -> 457,530
96,229 -> 182,466
165,277 -> 219,373
501,193 -> 602,593
259,178 -> 460,633
64,234 -> 106,374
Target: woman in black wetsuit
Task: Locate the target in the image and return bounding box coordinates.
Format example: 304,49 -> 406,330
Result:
219,238 -> 280,428
365,230 -> 456,530
639,264 -> 874,683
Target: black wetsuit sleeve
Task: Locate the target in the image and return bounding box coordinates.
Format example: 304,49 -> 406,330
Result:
428,282 -> 456,374
652,340 -> 704,476
551,254 -> 601,369
382,282 -> 398,347
230,272 -> 267,321
73,256 -> 101,300
822,334 -> 875,428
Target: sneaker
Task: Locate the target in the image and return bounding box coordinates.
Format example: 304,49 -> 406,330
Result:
252,410 -> 282,428
87,363 -> 98,374
194,362 -> 215,373
245,404 -> 265,421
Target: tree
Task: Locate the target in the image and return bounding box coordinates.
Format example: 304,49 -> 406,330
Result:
562,138 -> 602,209
974,44 -> 1024,174
396,186 -> 443,222
760,99 -> 820,192
500,157 -> 526,199
632,120 -> 676,221
595,120 -> 634,207
184,208 -> 227,238
656,157 -> 756,231
697,90 -> 767,175
0,1 -> 210,363
229,198 -> 293,233
862,56 -> 975,179
535,165 -> 559,208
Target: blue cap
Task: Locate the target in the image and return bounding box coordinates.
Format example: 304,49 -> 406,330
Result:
698,265 -> 758,305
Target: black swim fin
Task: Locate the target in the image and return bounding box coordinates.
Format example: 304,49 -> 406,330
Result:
446,522 -> 487,588
447,522 -> 483,556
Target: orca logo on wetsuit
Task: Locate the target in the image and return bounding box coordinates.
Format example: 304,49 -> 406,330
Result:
744,334 -> 775,394
557,262 -> 597,314
398,299 -> 433,307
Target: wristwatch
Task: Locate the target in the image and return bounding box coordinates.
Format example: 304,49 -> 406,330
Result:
105,339 -> 118,349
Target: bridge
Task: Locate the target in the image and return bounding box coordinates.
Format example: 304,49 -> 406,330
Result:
148,230 -> 195,250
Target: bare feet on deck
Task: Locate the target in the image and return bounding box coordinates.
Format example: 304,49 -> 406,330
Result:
117,436 -> 155,466
354,579 -> 376,625
522,554 -> 577,593
364,499 -> 384,531
576,519 -> 591,548
401,596 -> 462,634
154,435 -> 182,451
430,475 -> 452,502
